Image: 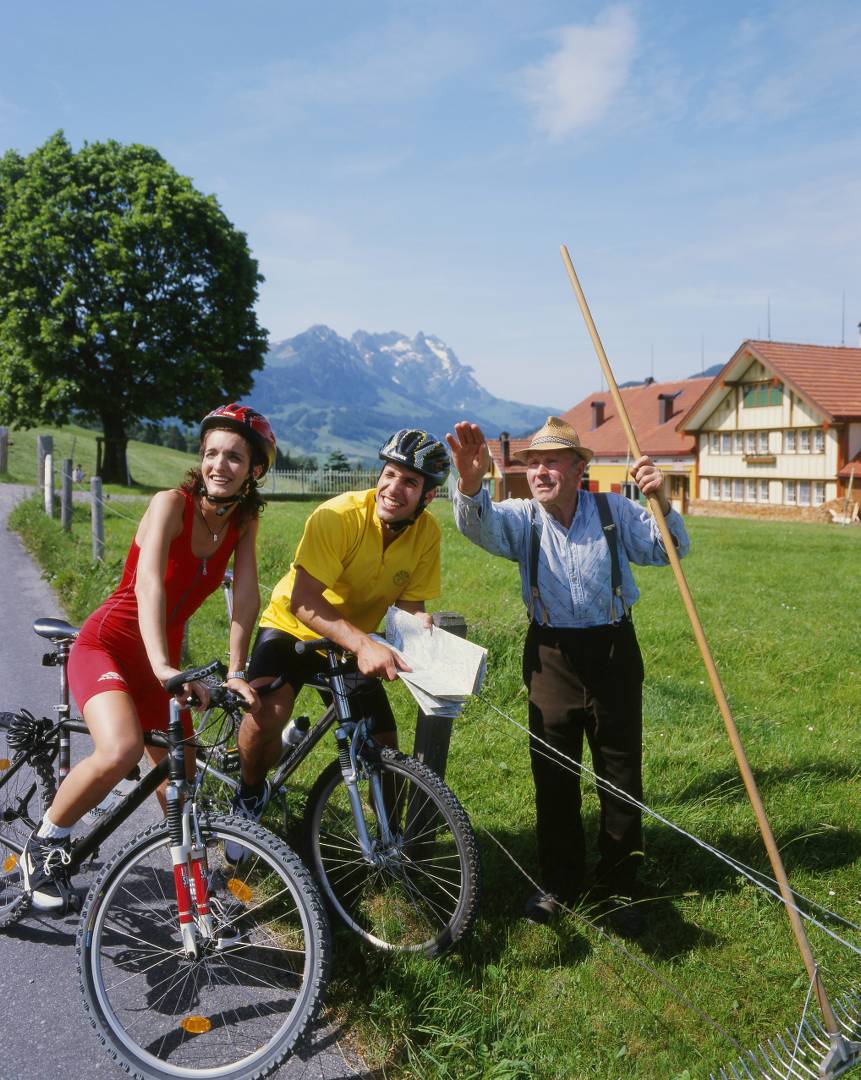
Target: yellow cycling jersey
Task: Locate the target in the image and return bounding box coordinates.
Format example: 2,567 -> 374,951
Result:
260,488 -> 441,641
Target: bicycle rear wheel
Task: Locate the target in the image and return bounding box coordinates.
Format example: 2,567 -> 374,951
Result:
303,748 -> 480,957
0,713 -> 56,927
78,814 -> 329,1080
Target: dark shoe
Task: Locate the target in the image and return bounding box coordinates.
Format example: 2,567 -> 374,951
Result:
22,832 -> 74,913
604,896 -> 647,938
524,890 -> 565,925
224,780 -> 271,864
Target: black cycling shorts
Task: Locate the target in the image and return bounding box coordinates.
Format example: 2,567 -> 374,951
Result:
246,626 -> 396,735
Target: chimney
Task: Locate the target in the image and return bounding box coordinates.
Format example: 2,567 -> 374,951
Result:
857,321 -> 861,347
658,391 -> 680,425
500,431 -> 510,466
591,401 -> 605,429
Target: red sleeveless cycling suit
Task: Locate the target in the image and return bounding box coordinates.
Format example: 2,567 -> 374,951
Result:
68,489 -> 240,731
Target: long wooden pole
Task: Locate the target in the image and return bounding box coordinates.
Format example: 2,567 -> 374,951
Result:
560,243 -> 839,1035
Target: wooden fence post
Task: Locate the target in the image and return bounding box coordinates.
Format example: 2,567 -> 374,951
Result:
91,476 -> 105,560
61,458 -> 73,531
411,611 -> 468,780
44,453 -> 54,516
37,434 -> 53,494
0,428 -> 8,474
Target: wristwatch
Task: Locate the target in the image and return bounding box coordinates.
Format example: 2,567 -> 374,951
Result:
226,670 -> 247,681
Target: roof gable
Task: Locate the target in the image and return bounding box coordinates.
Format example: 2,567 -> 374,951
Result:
679,340 -> 861,430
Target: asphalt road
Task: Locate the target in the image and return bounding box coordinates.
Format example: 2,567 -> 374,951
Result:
0,484 -> 370,1080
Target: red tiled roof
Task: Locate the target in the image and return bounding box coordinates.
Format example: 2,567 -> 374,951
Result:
486,436 -> 530,475
749,341 -> 861,420
487,378 -> 709,471
680,341 -> 861,428
838,452 -> 861,481
561,377 -> 710,459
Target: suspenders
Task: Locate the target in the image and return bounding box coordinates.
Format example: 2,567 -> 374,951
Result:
527,492 -> 629,625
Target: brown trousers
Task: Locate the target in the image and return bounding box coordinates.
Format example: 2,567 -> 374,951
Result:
523,618 -> 645,898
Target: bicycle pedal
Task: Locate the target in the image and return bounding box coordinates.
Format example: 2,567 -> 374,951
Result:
217,748 -> 241,771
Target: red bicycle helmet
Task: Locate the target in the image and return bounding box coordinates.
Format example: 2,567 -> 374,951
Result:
200,403 -> 277,475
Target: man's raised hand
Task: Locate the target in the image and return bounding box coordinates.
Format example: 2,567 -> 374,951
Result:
446,422 -> 491,497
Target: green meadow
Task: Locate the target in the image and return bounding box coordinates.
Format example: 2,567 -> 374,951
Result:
7,449 -> 861,1079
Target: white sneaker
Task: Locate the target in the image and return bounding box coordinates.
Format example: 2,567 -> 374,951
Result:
224,781 -> 271,864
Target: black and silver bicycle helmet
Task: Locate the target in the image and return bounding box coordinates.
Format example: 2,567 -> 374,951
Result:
378,429 -> 450,487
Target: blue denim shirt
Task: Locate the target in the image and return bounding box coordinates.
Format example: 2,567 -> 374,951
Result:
452,486 -> 690,627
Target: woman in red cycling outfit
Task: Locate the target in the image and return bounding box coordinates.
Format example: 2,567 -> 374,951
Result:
22,403 -> 277,911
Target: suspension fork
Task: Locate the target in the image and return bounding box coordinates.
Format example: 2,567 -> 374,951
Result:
164,701 -> 214,957
327,665 -> 387,860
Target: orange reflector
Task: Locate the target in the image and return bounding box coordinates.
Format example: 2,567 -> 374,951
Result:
3,854 -> 18,873
0,759 -> 10,770
179,1015 -> 212,1035
227,878 -> 253,903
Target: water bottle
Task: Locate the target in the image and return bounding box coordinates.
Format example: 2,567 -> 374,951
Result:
282,714 -> 310,749
83,775 -> 136,824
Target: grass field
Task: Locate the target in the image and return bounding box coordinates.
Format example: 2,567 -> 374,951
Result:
8,476 -> 861,1079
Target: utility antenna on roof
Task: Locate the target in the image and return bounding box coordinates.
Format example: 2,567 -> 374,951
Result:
767,297 -> 771,340
700,334 -> 705,373
841,290 -> 846,345
650,343 -> 654,380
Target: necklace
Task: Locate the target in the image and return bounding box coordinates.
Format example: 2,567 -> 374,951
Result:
196,499 -> 228,543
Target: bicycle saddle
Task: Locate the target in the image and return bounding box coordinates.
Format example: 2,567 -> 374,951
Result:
32,617 -> 80,642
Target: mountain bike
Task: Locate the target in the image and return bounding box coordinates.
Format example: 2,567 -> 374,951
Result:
195,635 -> 481,958
0,618 -> 329,1080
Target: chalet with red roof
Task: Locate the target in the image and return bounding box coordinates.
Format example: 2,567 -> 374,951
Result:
677,340 -> 861,513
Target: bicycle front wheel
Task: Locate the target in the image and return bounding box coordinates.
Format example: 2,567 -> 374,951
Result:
0,713 -> 56,927
78,814 -> 329,1080
304,748 -> 480,956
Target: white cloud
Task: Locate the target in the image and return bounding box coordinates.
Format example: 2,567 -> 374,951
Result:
517,7 -> 637,140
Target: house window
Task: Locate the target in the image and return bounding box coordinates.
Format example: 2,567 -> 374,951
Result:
721,478 -> 731,501
733,432 -> 743,453
785,480 -> 797,505
745,431 -> 756,454
784,429 -> 796,453
799,429 -> 811,453
732,479 -> 744,501
757,431 -> 769,454
798,480 -> 811,506
813,481 -> 825,505
745,479 -> 757,502
758,479 -> 769,502
813,429 -> 825,453
710,433 -> 719,453
743,381 -> 783,407
721,433 -> 732,454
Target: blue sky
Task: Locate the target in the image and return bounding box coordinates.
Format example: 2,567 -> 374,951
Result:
3,1 -> 859,406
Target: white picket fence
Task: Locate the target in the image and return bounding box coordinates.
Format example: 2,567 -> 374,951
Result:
264,469 -> 452,499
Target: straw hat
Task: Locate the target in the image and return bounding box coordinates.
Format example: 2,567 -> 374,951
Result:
511,416 -> 594,464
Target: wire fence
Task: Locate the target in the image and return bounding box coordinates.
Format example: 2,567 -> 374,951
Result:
264,468 -> 452,499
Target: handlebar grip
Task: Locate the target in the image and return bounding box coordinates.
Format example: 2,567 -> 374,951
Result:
164,659 -> 224,694
294,638 -> 333,656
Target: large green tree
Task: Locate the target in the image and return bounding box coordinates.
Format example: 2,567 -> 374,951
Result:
0,132 -> 268,482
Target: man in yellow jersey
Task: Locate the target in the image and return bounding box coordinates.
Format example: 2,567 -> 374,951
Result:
227,429 -> 450,828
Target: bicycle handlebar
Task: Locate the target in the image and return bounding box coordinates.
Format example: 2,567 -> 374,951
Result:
164,660 -> 224,694
294,637 -> 337,656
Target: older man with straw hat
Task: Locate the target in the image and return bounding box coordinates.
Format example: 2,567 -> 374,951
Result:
447,416 -> 690,935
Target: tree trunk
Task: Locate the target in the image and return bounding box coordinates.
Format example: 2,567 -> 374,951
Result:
99,413 -> 133,486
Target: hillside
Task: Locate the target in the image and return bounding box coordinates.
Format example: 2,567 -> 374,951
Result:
245,325 -> 551,461
0,423 -> 195,490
